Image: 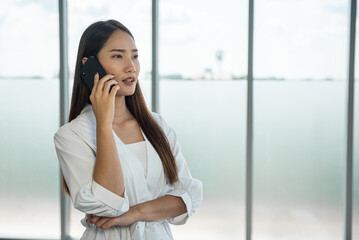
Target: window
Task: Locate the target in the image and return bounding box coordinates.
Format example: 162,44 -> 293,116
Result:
0,0 -> 60,237
252,0 -> 349,239
0,0 -> 357,239
159,0 -> 247,239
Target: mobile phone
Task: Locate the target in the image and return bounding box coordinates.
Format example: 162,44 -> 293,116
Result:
80,56 -> 112,92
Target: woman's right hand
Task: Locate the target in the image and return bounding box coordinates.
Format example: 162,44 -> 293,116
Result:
89,73 -> 120,127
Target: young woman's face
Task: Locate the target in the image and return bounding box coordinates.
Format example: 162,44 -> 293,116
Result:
96,30 -> 140,96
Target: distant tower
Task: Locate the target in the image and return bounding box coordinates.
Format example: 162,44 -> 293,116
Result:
216,50 -> 224,80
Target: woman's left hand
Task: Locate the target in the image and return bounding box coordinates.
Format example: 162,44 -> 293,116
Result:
86,208 -> 139,230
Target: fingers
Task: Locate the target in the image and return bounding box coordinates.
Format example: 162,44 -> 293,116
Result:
84,214 -> 115,230
92,215 -> 101,222
101,218 -> 116,230
86,215 -> 100,223
104,79 -> 119,94
91,73 -> 99,95
86,214 -> 93,224
88,216 -> 110,229
90,74 -> 117,104
109,84 -> 120,97
96,74 -> 115,93
86,215 -> 129,230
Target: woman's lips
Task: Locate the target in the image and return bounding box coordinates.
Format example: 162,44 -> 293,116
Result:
122,78 -> 135,85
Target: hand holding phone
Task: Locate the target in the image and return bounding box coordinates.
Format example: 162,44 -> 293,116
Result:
80,56 -> 115,92
90,72 -> 119,126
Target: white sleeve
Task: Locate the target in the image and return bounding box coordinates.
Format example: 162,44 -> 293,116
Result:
154,114 -> 203,225
53,126 -> 129,217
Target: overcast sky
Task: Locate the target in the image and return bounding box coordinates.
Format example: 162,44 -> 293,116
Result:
0,0 -> 353,79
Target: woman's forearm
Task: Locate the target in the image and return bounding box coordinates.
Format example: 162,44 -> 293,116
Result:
93,124 -> 125,197
132,195 -> 187,222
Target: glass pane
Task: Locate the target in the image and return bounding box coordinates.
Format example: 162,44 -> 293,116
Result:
67,0 -> 151,237
0,0 -> 60,238
253,1 -> 348,239
159,0 -> 247,239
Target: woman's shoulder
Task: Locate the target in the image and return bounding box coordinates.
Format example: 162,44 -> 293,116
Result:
149,111 -> 173,135
54,104 -> 96,140
150,111 -> 161,122
150,111 -> 166,126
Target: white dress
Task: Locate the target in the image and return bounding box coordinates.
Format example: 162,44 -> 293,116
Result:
53,103 -> 203,240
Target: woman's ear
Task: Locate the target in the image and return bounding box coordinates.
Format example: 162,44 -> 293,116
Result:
82,57 -> 88,65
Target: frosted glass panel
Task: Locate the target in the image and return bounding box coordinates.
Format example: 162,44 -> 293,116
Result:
0,80 -> 60,237
0,0 -> 60,238
159,81 -> 246,240
253,0 -> 348,239
253,82 -> 346,239
159,0 -> 247,239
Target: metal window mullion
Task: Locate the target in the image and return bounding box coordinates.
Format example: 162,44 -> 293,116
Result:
345,0 -> 356,239
59,0 -> 70,239
246,0 -> 254,240
152,0 -> 159,113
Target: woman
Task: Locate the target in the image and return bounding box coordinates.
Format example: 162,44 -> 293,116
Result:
53,20 -> 203,239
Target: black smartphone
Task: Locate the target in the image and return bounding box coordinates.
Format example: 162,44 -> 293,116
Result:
80,56 -> 111,91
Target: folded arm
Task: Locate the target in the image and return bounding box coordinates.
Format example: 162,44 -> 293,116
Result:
134,195 -> 186,221
88,195 -> 186,229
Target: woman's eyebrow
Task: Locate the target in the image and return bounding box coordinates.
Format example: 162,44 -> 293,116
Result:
109,49 -> 138,52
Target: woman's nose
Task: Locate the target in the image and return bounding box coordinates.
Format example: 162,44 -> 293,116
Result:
125,60 -> 136,73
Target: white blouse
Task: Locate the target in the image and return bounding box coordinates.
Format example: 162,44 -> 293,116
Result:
53,103 -> 203,240
126,141 -> 147,174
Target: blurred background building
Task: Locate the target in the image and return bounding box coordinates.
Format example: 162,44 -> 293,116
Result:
0,0 -> 358,239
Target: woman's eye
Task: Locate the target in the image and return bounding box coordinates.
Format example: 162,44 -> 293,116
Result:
133,55 -> 139,59
114,55 -> 122,59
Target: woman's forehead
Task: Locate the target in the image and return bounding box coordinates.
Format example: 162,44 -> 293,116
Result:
103,30 -> 136,50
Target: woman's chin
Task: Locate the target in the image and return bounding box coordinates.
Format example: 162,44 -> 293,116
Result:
115,90 -> 136,97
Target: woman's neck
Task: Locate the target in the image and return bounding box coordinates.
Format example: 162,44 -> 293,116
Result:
112,96 -> 134,126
